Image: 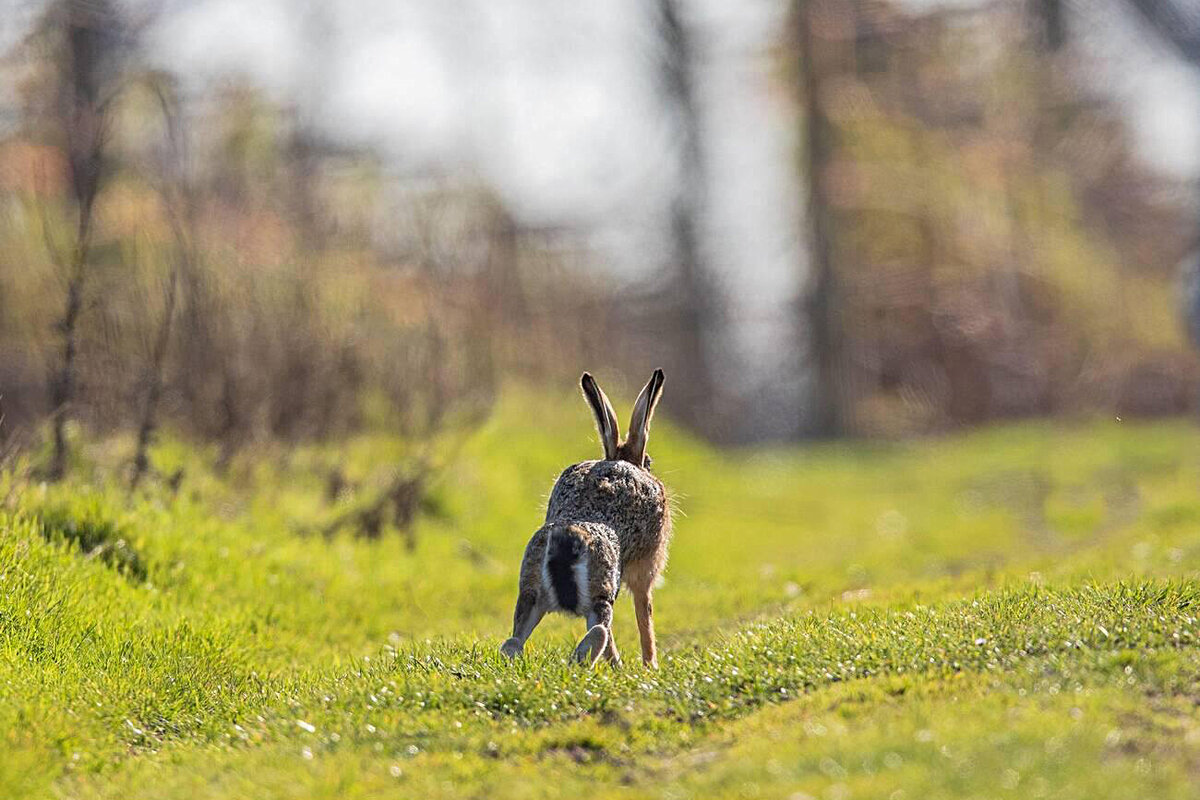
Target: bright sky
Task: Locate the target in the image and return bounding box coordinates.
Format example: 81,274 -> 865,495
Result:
2,0 -> 1193,228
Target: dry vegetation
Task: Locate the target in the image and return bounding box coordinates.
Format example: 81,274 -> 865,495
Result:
0,0 -> 1196,462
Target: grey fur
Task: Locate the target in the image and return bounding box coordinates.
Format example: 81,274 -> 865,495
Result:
546,460 -> 669,573
501,370 -> 674,668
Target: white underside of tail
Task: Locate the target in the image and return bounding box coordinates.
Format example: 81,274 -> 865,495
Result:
541,555 -> 591,614
573,560 -> 589,614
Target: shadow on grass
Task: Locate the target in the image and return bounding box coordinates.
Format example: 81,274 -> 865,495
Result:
37,504 -> 147,582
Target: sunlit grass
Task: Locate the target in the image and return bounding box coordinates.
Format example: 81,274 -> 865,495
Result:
2,391 -> 1200,798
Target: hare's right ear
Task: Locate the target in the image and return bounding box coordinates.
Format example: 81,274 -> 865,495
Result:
624,368 -> 664,466
581,372 -> 620,460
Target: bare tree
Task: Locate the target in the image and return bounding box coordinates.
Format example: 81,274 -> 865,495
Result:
1120,1 -> 1200,354
1029,0 -> 1067,51
289,0 -> 334,252
43,0 -> 126,481
1122,0 -> 1200,60
130,76 -> 190,490
653,0 -> 717,431
1184,255 -> 1200,352
485,199 -> 528,331
795,0 -> 843,437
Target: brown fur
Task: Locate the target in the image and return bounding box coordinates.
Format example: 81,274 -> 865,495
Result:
501,370 -> 673,668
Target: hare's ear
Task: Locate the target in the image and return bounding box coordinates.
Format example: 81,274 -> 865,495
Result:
581,372 -> 620,460
625,369 -> 664,465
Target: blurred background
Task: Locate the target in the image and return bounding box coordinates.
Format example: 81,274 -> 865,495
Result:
0,0 -> 1197,481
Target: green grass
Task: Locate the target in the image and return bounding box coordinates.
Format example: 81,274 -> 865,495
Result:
3,389 -> 1200,798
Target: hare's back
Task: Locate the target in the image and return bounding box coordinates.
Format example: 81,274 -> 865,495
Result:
545,460 -> 668,564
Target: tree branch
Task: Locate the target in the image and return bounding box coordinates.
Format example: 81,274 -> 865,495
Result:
1124,0 -> 1200,65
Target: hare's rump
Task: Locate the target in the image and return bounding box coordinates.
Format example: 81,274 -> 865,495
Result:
546,460 -> 670,572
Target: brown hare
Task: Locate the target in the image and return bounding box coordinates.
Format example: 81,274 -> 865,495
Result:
500,369 -> 672,667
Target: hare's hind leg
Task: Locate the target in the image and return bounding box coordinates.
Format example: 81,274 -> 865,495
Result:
503,530 -> 549,659
587,600 -> 620,666
501,590 -> 545,659
572,623 -> 608,667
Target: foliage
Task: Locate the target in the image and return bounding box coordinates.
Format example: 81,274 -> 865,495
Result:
801,2 -> 1197,434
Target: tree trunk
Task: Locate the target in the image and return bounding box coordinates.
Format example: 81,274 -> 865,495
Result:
797,0 -> 842,437
1028,0 -> 1066,51
1119,0 -> 1199,407
130,80 -> 191,489
48,201 -> 93,481
655,0 -> 716,431
47,0 -> 120,481
129,263 -> 178,490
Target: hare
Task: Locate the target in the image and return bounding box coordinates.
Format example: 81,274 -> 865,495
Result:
500,369 -> 672,667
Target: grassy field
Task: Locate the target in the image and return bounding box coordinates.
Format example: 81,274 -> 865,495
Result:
3,388 -> 1200,798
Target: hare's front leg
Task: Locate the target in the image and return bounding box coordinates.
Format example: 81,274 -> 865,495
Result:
626,569 -> 658,668
633,588 -> 657,667
501,589 -> 545,659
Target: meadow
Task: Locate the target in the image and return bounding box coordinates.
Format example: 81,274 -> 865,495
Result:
3,388 -> 1200,799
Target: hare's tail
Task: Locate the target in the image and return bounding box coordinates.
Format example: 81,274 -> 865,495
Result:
544,527 -> 585,613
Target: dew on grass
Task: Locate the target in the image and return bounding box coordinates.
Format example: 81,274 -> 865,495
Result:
1002,769 -> 1021,790
876,509 -> 908,538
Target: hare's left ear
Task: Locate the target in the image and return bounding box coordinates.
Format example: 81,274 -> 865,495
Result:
581,372 -> 620,460
625,369 -> 664,466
